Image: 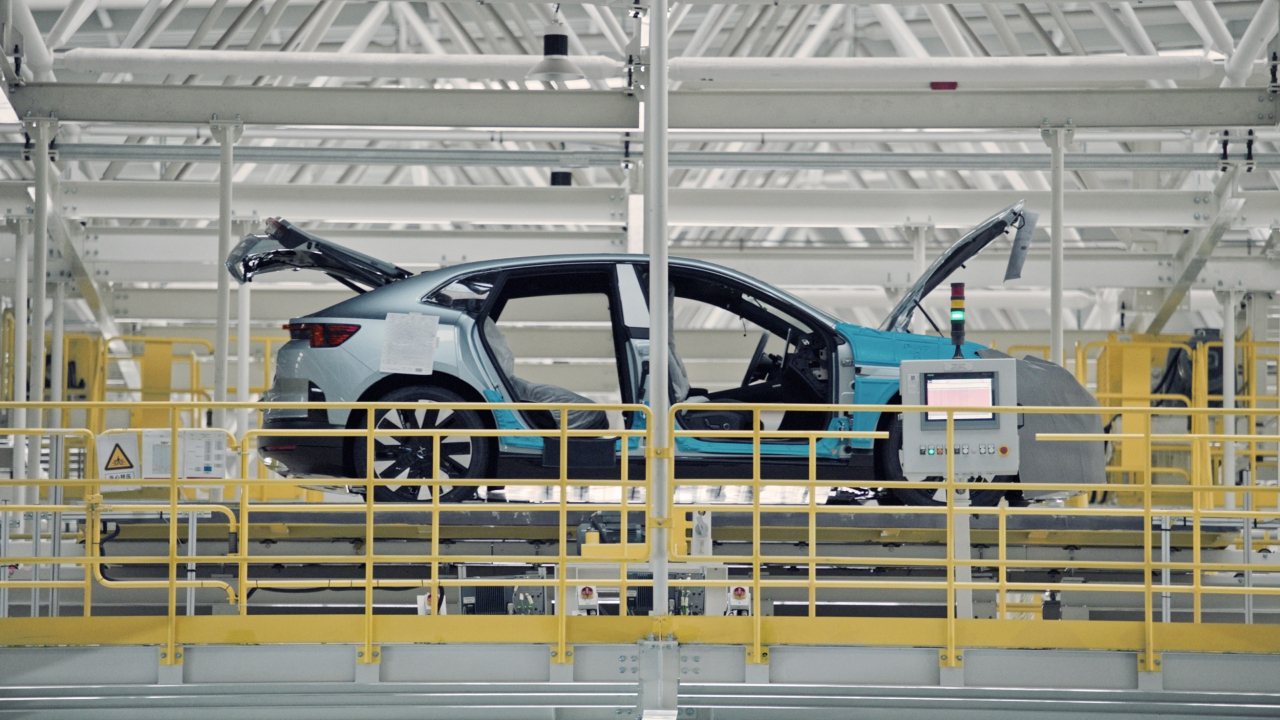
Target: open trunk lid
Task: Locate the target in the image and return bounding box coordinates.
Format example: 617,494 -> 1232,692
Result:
226,217 -> 412,293
879,201 -> 1036,333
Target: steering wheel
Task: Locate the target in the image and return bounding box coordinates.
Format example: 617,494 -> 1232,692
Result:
741,332 -> 772,387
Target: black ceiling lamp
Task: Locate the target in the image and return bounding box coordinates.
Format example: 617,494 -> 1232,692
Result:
527,33 -> 586,82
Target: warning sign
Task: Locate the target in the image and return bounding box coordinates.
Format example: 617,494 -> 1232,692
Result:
105,444 -> 134,470
96,432 -> 140,485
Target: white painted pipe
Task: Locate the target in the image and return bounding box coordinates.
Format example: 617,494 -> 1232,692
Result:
1049,130 -> 1064,367
48,280 -> 63,617
56,48 -> 1234,86
11,0 -> 56,81
212,127 -> 235,430
44,0 -> 101,52
1222,0 -> 1278,87
236,281 -> 251,435
646,0 -> 671,618
56,48 -> 624,81
27,122 -> 52,483
10,221 -> 29,507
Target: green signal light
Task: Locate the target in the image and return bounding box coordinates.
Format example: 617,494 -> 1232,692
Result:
950,310 -> 965,322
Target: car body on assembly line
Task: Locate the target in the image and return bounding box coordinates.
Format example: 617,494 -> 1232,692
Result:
227,201 -> 1103,506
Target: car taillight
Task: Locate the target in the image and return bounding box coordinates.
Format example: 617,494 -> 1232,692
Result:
284,323 -> 361,348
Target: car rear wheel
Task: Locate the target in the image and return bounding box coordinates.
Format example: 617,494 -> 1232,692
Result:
874,411 -> 1006,507
351,385 -> 492,503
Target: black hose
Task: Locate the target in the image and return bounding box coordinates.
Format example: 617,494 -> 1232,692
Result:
96,522 -> 123,582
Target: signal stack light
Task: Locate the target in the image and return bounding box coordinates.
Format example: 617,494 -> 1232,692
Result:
950,282 -> 966,358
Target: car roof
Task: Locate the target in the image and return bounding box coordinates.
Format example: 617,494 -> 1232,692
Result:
403,254 -> 842,327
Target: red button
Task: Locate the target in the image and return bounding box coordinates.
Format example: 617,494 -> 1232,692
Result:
998,446 -> 1009,456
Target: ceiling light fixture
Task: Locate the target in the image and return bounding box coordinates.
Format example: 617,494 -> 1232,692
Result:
527,34 -> 586,82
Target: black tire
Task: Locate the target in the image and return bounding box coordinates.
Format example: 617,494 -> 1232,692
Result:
351,385 -> 492,503
874,411 -> 1006,507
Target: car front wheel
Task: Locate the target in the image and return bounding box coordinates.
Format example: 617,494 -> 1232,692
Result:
350,385 -> 492,503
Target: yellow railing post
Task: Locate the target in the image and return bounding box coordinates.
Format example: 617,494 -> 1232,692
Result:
752,407 -> 763,663
1141,407 -> 1156,673
165,405 -> 179,666
808,434 -> 817,618
239,430 -> 249,616
363,403 -> 376,665
997,509 -> 1007,619
557,408 -> 568,663
943,411 -> 958,669
430,433 -> 440,623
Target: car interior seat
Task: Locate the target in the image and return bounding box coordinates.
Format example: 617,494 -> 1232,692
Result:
483,317 -> 609,430
668,283 -> 756,433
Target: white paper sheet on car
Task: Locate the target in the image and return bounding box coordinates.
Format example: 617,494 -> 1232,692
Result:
380,312 -> 439,375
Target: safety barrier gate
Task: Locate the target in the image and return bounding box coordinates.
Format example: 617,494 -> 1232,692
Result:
1,400 -> 1278,672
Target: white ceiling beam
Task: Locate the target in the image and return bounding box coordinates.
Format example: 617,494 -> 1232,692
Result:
668,54 -> 1225,86
71,243 -> 1280,295
18,182 -> 1273,230
23,0 -> 1217,6
56,47 -> 623,80
12,83 -> 1273,129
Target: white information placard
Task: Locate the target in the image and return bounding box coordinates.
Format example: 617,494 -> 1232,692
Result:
380,312 -> 439,375
182,430 -> 227,479
142,429 -> 174,479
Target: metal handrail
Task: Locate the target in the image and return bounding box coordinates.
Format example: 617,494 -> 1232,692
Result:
0,399 -> 1277,671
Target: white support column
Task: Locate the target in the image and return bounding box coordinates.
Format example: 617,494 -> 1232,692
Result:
26,120 -> 55,616
210,122 -> 242,430
646,0 -> 671,617
908,223 -> 931,335
1043,126 -> 1069,367
26,119 -> 55,482
236,279 -> 252,436
8,219 -> 29,522
1220,290 -> 1250,623
48,280 -> 64,617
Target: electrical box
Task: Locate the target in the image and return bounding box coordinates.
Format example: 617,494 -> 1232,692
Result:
726,585 -> 751,616
899,358 -> 1020,479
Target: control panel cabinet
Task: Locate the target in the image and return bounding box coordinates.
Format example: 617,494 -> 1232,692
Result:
899,358 -> 1020,479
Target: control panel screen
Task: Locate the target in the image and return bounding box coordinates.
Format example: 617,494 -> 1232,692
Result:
923,372 -> 996,422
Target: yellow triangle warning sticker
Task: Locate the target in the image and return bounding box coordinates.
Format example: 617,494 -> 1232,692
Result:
105,443 -> 134,470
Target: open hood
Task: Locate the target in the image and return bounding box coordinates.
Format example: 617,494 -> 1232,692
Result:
879,201 -> 1036,333
225,217 -> 412,293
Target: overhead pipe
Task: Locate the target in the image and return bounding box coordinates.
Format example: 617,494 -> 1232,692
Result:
55,48 -> 1240,86
11,0 -> 56,81
1222,0 -> 1278,87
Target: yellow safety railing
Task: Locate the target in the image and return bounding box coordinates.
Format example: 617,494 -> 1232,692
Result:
0,400 -> 651,666
667,402 -> 1280,669
1,399 -> 1278,669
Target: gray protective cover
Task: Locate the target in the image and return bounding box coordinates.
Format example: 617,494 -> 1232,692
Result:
977,348 -> 1105,491
483,318 -> 608,430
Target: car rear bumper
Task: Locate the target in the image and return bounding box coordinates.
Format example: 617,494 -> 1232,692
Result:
259,418 -> 346,478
